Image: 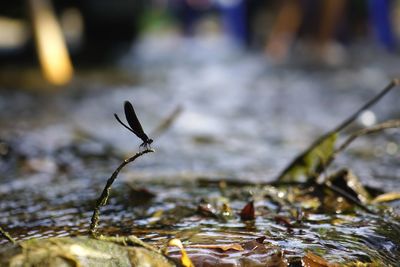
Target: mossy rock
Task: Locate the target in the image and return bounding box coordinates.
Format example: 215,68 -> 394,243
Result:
0,236 -> 175,267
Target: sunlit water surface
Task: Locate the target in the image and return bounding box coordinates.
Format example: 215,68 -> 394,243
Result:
0,35 -> 400,264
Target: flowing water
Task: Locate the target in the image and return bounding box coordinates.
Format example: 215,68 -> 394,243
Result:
0,34 -> 400,265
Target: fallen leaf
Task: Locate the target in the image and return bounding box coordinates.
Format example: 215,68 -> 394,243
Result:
242,236 -> 266,251
168,239 -> 194,267
240,201 -> 255,220
302,251 -> 340,267
188,243 -> 244,251
274,216 -> 293,228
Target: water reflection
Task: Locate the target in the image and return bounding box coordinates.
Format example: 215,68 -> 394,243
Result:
0,34 -> 399,264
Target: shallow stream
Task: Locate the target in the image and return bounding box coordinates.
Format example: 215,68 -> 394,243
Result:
0,35 -> 400,264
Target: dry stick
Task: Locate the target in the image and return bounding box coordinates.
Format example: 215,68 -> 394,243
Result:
331,79 -> 399,133
323,183 -> 374,213
150,105 -> 183,139
276,79 -> 400,181
89,149 -> 154,237
317,120 -> 400,213
0,225 -> 16,244
319,120 -> 400,180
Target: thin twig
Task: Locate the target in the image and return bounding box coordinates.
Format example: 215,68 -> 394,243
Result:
336,120 -> 400,157
0,225 -> 16,244
276,79 -> 399,181
317,120 -> 400,181
150,105 -> 183,139
332,79 -> 399,133
89,149 -> 154,237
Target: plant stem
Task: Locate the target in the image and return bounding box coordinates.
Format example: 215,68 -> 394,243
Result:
89,149 -> 154,237
0,225 -> 16,244
317,120 -> 400,181
276,79 -> 399,181
332,79 -> 399,133
151,105 -> 182,138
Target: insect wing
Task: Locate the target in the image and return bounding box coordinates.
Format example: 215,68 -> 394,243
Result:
114,113 -> 136,135
124,101 -> 146,139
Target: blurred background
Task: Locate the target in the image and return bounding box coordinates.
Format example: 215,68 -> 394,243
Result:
1,0 -> 400,85
1,0 -> 400,180
1,0 -> 400,244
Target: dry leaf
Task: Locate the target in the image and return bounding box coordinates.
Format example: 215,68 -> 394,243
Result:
274,215 -> 293,228
240,201 -> 255,220
188,243 -> 244,252
168,239 -> 194,267
302,251 -> 340,267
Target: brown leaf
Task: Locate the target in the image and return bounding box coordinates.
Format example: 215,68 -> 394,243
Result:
240,201 -> 255,220
255,236 -> 266,244
242,237 -> 266,251
188,243 -> 244,252
302,251 -> 340,267
274,215 -> 293,228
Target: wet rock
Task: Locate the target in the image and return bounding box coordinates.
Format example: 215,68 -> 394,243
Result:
1,237 -> 175,267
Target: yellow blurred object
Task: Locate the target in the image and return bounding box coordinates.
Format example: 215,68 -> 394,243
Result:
167,239 -> 194,267
29,0 -> 73,85
372,192 -> 400,203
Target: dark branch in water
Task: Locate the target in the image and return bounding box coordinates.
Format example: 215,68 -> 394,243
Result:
276,79 -> 399,182
323,182 -> 375,214
89,149 -> 154,237
0,225 -> 16,244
